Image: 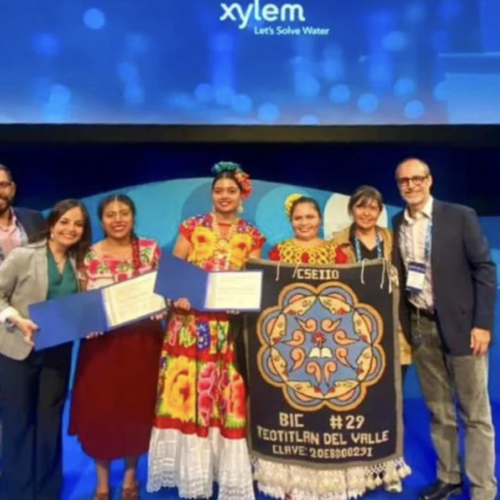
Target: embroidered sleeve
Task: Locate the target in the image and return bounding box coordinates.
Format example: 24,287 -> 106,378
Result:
151,241 -> 161,269
77,249 -> 95,288
268,245 -> 281,261
179,216 -> 198,243
250,225 -> 266,252
335,245 -> 350,264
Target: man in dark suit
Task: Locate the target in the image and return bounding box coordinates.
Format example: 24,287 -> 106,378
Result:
0,163 -> 46,476
392,159 -> 497,500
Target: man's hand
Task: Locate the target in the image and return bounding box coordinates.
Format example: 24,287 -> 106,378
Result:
470,328 -> 491,356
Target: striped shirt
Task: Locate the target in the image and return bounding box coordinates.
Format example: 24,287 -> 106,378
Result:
0,210 -> 23,261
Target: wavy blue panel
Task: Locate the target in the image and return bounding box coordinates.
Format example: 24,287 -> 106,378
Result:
53,178 -> 500,402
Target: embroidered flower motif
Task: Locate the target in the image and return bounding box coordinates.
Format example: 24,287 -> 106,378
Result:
197,323 -> 211,351
233,170 -> 252,200
191,226 -> 216,262
220,369 -> 247,423
198,362 -> 219,426
229,233 -> 253,268
161,356 -> 197,420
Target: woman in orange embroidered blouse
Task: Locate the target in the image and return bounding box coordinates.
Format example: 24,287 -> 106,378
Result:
268,194 -> 349,265
256,195 -> 357,500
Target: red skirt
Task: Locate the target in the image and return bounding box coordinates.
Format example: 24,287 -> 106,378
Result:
69,319 -> 163,461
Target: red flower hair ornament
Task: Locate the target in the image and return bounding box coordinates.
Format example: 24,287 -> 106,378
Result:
212,161 -> 253,200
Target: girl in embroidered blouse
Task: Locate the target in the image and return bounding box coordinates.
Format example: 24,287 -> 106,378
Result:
69,194 -> 164,500
269,194 -> 349,265
331,185 -> 412,494
0,199 -> 91,500
147,162 -> 266,500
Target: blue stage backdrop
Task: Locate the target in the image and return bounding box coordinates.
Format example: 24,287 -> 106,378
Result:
1,0 -> 500,124
60,177 -> 500,403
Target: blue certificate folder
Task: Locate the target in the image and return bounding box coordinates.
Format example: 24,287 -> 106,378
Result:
29,271 -> 166,351
154,254 -> 263,312
30,289 -> 105,350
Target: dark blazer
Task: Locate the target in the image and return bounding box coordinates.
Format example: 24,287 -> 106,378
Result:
392,199 -> 497,356
13,207 -> 46,241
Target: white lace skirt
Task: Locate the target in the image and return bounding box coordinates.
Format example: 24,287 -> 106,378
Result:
147,427 -> 255,500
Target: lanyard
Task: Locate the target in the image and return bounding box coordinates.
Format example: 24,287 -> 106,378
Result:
354,232 -> 382,262
404,217 -> 432,263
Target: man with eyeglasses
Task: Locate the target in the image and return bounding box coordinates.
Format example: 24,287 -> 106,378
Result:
0,164 -> 46,477
392,158 -> 496,500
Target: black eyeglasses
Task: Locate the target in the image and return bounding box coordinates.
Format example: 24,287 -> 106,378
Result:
396,175 -> 428,187
0,181 -> 12,190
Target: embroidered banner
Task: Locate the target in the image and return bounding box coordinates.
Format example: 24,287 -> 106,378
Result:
243,259 -> 403,469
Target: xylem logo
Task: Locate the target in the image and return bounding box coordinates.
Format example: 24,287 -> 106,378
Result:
220,0 -> 306,29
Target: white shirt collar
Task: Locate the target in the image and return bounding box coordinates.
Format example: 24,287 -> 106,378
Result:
403,196 -> 433,223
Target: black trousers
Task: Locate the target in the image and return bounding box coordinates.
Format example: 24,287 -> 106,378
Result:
0,344 -> 72,500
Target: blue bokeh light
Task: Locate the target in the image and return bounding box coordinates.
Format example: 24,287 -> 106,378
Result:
439,0 -> 462,20
117,62 -> 138,82
404,100 -> 425,119
194,84 -> 214,103
43,105 -> 66,123
212,34 -> 233,52
394,77 -> 416,98
405,3 -> 426,23
215,87 -> 234,106
125,34 -> 149,54
33,78 -> 52,101
329,84 -> 351,104
299,115 -> 320,125
49,84 -> 71,106
323,60 -> 343,81
33,33 -> 60,57
433,81 -> 449,101
431,31 -> 450,52
43,85 -> 71,122
358,93 -> 379,113
296,76 -> 321,98
169,93 -> 197,110
258,103 -> 279,123
83,8 -> 106,30
382,31 -> 408,51
123,86 -> 144,106
231,94 -> 253,114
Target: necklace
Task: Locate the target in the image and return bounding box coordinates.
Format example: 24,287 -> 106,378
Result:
51,253 -> 67,273
212,213 -> 238,270
354,230 -> 382,261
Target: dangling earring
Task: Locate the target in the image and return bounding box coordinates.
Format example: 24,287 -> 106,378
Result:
50,232 -> 54,240
238,204 -> 244,214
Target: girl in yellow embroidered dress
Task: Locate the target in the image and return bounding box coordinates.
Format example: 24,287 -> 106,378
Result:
147,163 -> 265,500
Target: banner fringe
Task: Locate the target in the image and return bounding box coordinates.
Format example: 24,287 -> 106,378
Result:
253,457 -> 411,499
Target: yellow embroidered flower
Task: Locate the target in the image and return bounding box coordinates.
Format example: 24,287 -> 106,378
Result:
285,193 -> 304,217
190,226 -> 216,262
229,233 -> 253,268
161,356 -> 197,421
